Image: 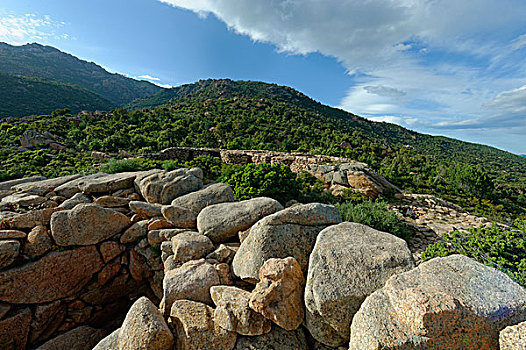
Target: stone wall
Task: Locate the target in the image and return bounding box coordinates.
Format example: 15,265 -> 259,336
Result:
150,147 -> 399,198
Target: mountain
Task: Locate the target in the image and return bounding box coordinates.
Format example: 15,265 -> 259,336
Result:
0,42 -> 162,108
0,73 -> 114,118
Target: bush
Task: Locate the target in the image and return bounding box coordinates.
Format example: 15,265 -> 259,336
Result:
217,163 -> 305,203
422,219 -> 526,287
336,200 -> 413,240
99,158 -> 159,173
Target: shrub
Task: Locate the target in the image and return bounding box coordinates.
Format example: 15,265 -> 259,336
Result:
217,163 -> 305,203
99,158 -> 159,173
336,200 -> 413,240
422,219 -> 526,287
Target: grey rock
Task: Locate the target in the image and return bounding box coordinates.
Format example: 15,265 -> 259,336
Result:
232,203 -> 341,282
171,183 -> 234,213
23,225 -> 52,258
120,220 -> 149,244
54,173 -> 107,198
197,197 -> 283,243
500,321 -> 526,350
162,204 -> 197,228
135,168 -> 203,204
78,172 -> 139,194
0,176 -> 46,191
51,203 -> 131,246
35,326 -> 106,350
349,255 -> 526,350
234,326 -> 308,350
129,201 -> 163,218
171,231 -> 214,263
1,193 -> 46,207
58,193 -> 91,210
304,222 -> 415,346
93,328 -> 119,350
12,174 -> 82,196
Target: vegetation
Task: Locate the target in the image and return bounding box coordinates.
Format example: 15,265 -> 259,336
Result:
422,219 -> 526,287
0,74 -> 114,118
0,79 -> 524,220
337,200 -> 413,240
0,42 -> 161,108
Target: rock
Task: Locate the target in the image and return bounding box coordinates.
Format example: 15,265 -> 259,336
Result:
117,297 -> 173,350
0,176 -> 46,191
99,241 -> 126,262
58,192 -> 91,210
30,300 -> 66,343
249,257 -> 305,331
91,151 -> 110,160
93,328 -> 119,350
94,195 -> 130,207
0,240 -> 20,269
98,260 -> 121,285
161,259 -> 220,314
12,174 -> 82,196
198,197 -> 283,243
9,208 -> 57,229
23,225 -> 52,258
304,223 -> 415,346
54,173 -> 107,198
206,244 -> 239,264
78,172 -> 138,194
162,204 -> 197,228
163,255 -> 180,271
500,321 -> 526,350
211,285 -> 271,336
0,229 -> 26,239
135,168 -> 203,204
349,255 -> 526,350
171,231 -> 214,263
232,203 -> 341,282
120,220 -> 149,243
169,299 -> 237,350
51,203 -> 131,246
148,218 -> 173,230
36,326 -> 106,350
1,193 -> 46,206
0,308 -> 31,349
129,248 -> 153,281
234,326 -> 308,350
0,246 -> 103,303
20,130 -> 56,148
129,201 -> 163,218
171,183 -> 234,213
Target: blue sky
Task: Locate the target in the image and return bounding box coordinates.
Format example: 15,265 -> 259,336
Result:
1,0 -> 525,154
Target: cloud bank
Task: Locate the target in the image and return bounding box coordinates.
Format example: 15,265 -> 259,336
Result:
159,0 -> 526,153
0,13 -> 70,45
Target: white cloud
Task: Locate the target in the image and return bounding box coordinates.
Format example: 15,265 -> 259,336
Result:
138,74 -> 161,81
485,85 -> 526,113
0,13 -> 70,45
159,0 -> 526,152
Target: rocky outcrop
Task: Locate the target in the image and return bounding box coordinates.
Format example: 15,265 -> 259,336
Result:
197,197 -> 283,243
20,130 -> 66,150
135,168 -> 203,204
232,203 -> 341,282
349,255 -> 526,349
304,222 -> 415,346
500,321 -> 526,350
171,182 -> 234,213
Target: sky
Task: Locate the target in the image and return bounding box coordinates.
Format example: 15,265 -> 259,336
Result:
0,0 -> 525,154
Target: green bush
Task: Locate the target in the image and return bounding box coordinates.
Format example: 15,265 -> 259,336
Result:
336,200 -> 413,240
422,219 -> 526,287
217,163 -> 305,203
99,158 -> 160,173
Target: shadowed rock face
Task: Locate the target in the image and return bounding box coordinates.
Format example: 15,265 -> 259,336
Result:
349,255 -> 526,350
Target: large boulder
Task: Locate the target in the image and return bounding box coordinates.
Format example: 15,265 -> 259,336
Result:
249,257 -> 305,331
197,197 -> 283,243
500,321 -> 526,350
0,246 -> 103,303
234,326 -> 308,350
162,205 -> 197,228
12,174 -> 82,196
0,176 -> 46,191
93,329 -> 119,350
54,173 -> 107,198
349,255 -> 526,349
36,326 -> 106,350
211,286 -> 271,336
78,172 -> 139,194
135,168 -> 203,204
161,259 -> 220,314
169,299 -> 237,350
304,222 -> 415,346
0,308 -> 32,349
117,297 -> 173,350
171,231 -> 214,263
232,203 -> 341,282
171,183 -> 234,213
129,201 -> 163,218
51,203 -> 131,246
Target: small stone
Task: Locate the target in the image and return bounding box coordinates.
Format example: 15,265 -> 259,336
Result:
206,244 -> 239,264
147,219 -> 173,230
162,205 -> 197,228
120,220 -> 148,244
169,299 -> 237,350
211,286 -> 271,336
171,231 -> 214,263
0,229 -> 26,239
0,240 -> 20,269
249,257 -> 305,331
129,201 -> 163,218
94,196 -> 130,208
23,225 -> 52,258
99,241 -> 126,263
234,326 -> 308,350
58,193 -> 91,210
0,308 -> 31,350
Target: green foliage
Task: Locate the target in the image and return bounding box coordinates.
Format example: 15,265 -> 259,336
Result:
336,200 -> 413,240
422,219 -> 526,287
99,158 -> 161,173
217,163 -> 305,203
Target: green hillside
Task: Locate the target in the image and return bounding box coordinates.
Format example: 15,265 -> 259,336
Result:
0,73 -> 114,118
1,79 -> 525,219
0,42 -> 162,106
